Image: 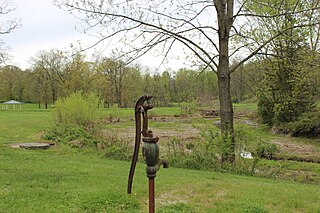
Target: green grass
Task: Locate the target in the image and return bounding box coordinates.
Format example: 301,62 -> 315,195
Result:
0,146 -> 319,212
0,103 -> 54,110
233,102 -> 258,111
0,110 -> 52,145
0,109 -> 320,212
0,147 -> 139,212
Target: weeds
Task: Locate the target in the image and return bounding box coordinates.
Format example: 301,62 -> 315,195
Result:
42,123 -> 95,147
96,130 -> 132,161
164,127 -> 280,178
43,124 -> 133,160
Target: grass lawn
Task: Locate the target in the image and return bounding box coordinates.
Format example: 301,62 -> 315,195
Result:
1,146 -> 319,212
0,109 -> 319,212
0,110 -> 52,145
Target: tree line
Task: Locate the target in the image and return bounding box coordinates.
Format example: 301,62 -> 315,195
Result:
1,44 -> 320,112
0,50 -> 221,108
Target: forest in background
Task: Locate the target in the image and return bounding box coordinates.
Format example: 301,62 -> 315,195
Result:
0,47 -> 319,110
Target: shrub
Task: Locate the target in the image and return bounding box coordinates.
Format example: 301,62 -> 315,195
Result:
165,136 -> 217,170
254,140 -> 278,160
289,110 -> 320,138
96,131 -> 132,161
165,128 -> 256,172
42,123 -> 96,147
54,92 -> 101,130
43,124 -> 133,160
257,91 -> 275,126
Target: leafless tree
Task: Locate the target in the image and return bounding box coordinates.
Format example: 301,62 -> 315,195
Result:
0,0 -> 20,64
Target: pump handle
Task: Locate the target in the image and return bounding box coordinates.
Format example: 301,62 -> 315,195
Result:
127,95 -> 152,194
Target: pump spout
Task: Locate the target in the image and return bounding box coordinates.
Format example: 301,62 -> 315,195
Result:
158,159 -> 169,169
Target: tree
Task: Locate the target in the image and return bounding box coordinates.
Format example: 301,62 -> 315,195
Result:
55,0 -> 320,162
32,66 -> 51,109
0,0 -> 20,64
97,57 -> 127,107
243,1 -> 319,125
64,53 -> 96,95
31,49 -> 67,106
0,65 -> 21,100
97,57 -> 144,107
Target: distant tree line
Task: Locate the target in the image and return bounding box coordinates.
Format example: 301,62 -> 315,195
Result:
0,50 -> 222,108
1,46 -> 320,115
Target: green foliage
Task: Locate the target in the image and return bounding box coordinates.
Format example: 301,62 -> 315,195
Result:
54,92 -> 101,130
95,131 -> 132,161
247,0 -> 319,126
42,123 -> 95,147
165,126 -> 281,177
255,141 -> 278,160
289,110 -> 320,138
166,136 -> 218,170
257,92 -> 275,126
257,61 -> 316,126
180,100 -> 198,116
43,123 -> 132,159
165,128 -> 254,174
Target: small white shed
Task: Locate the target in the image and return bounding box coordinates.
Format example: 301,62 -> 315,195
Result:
2,100 -> 23,110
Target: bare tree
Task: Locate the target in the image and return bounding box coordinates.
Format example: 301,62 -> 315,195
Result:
0,0 -> 20,64
55,0 -> 320,162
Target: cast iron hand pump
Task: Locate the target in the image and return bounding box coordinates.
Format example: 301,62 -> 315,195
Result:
127,95 -> 168,213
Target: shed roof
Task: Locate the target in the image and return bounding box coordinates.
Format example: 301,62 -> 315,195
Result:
3,100 -> 22,104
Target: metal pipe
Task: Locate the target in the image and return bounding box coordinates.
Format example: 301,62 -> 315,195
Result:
149,177 -> 155,213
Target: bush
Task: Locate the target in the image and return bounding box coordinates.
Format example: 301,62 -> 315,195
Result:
96,131 -> 132,160
42,123 -> 96,147
165,136 -> 219,170
257,91 -> 275,126
54,92 -> 101,130
43,124 -> 133,160
254,140 -> 278,160
165,128 -> 260,173
289,110 -> 320,138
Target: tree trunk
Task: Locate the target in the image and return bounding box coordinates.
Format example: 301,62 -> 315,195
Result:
215,0 -> 235,162
51,87 -> 57,105
218,72 -> 235,162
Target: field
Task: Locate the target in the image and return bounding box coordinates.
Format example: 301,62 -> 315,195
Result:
0,106 -> 319,212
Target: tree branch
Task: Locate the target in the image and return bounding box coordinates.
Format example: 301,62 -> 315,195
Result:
230,22 -> 320,73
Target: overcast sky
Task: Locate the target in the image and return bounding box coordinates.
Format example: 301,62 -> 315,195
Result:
1,0 -> 185,71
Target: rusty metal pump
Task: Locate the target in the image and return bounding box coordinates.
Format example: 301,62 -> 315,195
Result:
127,95 -> 168,213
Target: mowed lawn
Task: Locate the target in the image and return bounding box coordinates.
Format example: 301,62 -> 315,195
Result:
0,109 -> 319,212
0,109 -> 53,145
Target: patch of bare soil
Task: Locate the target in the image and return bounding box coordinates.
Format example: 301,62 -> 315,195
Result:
102,115 -> 203,142
270,136 -> 320,162
105,125 -> 200,143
